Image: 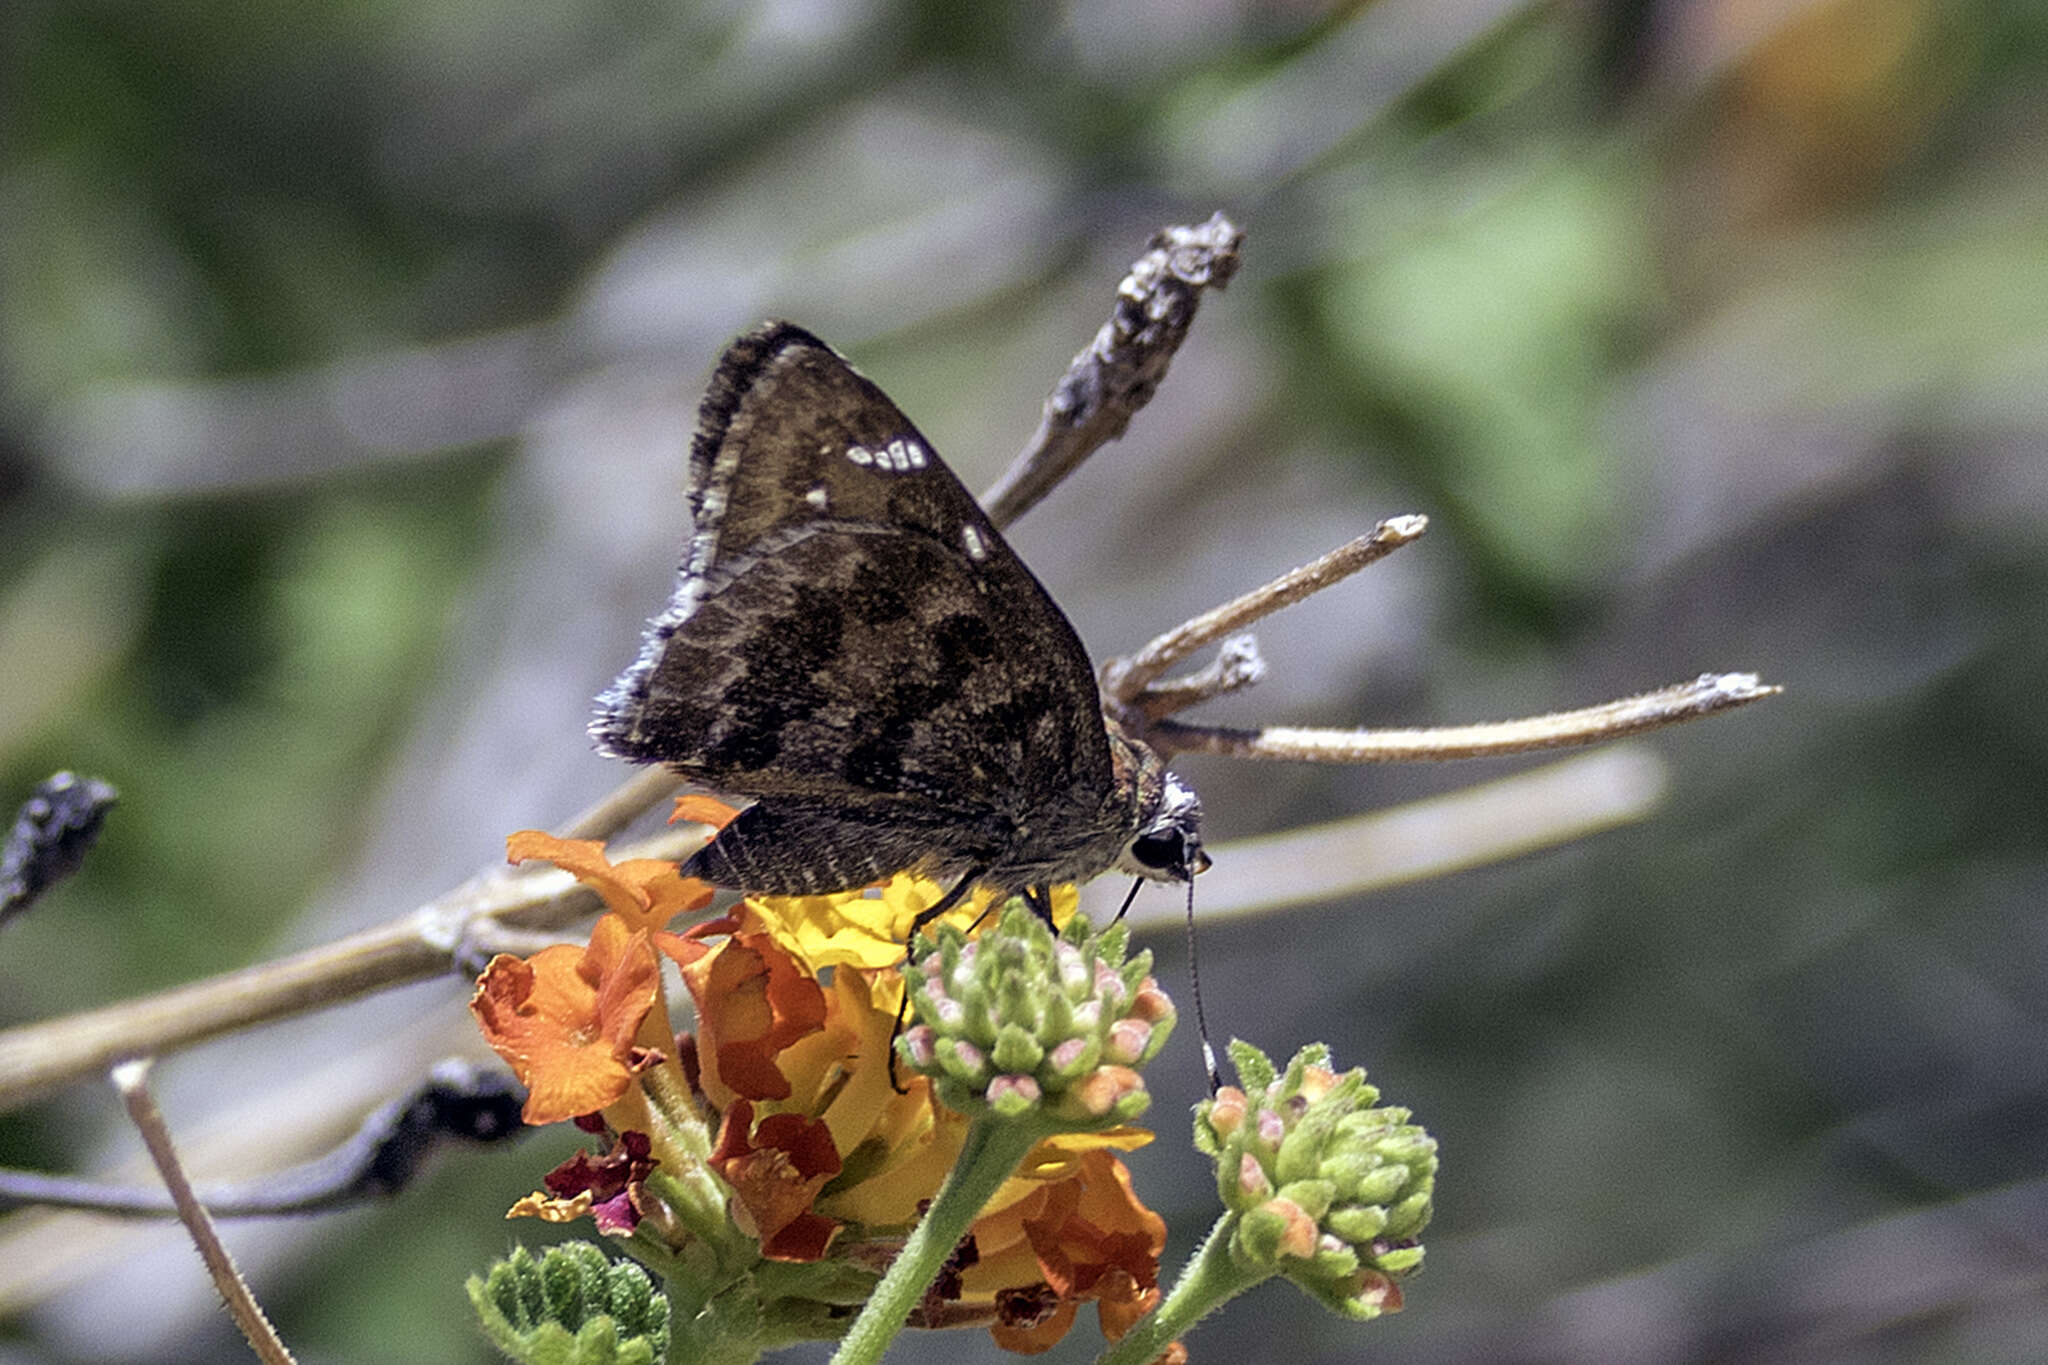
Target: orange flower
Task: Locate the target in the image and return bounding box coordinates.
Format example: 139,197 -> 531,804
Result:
686,887 -> 1167,1353
471,836 -> 1169,1353
472,830 -> 725,1125
471,912 -> 668,1125
504,828 -> 718,934
963,1147 -> 1167,1352
667,896 -> 968,1258
678,913 -> 829,1104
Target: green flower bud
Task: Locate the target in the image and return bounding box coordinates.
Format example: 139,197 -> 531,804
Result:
1193,1041 -> 1437,1320
897,904 -> 1176,1127
468,1243 -> 670,1365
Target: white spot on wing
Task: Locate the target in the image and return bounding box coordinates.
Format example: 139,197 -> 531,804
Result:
962,524 -> 988,561
850,436 -> 931,474
805,485 -> 829,511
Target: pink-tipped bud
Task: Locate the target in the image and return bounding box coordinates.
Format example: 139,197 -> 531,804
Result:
901,1025 -> 938,1067
1130,981 -> 1173,1023
1207,1086 -> 1248,1137
1351,1270 -> 1403,1314
987,1074 -> 1042,1107
1260,1198 -> 1319,1260
1049,1037 -> 1090,1071
1071,1064 -> 1144,1117
1299,1065 -> 1339,1102
1104,1019 -> 1152,1064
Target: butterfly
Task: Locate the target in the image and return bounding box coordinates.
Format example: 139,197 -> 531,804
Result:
590,322 -> 1207,930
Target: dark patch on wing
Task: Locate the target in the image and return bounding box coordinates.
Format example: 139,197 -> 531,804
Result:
931,613 -> 997,668
702,580 -> 845,771
843,559 -> 913,626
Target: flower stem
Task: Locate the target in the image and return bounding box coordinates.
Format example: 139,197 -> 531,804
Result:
1095,1212 -> 1266,1365
828,1118 -> 1044,1365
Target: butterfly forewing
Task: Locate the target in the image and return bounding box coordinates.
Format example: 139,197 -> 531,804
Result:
593,324 -> 1115,839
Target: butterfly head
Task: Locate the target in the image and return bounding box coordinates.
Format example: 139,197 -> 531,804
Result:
1117,769 -> 1210,884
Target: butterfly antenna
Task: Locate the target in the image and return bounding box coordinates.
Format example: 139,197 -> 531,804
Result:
890,868 -> 984,1094
1114,877 -> 1143,922
1184,876 -> 1221,1093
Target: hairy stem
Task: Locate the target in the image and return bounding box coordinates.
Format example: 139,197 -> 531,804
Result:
112,1060 -> 297,1365
828,1119 -> 1042,1365
1095,1212 -> 1264,1365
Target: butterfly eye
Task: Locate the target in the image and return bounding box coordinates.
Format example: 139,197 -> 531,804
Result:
1127,831 -> 1186,873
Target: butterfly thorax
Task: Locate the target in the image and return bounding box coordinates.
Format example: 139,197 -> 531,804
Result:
964,715 -> 1185,893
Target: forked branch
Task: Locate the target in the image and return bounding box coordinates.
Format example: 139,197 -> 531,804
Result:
1106,515 -> 1778,761
1101,515 -> 1428,709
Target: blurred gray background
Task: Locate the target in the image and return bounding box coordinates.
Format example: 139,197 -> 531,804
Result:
3,0 -> 2045,1360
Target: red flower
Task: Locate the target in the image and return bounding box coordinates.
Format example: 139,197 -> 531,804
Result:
709,1098 -> 843,1261
543,1130 -> 659,1236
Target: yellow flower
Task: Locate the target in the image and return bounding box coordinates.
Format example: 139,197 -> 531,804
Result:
744,876 -> 1077,1003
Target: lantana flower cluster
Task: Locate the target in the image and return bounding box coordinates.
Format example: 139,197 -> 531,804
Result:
468,799 -> 1169,1356
1195,1041 -> 1435,1319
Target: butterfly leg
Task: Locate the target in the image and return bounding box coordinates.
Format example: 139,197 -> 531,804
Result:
890,867 -> 985,1094
1113,877 -> 1143,922
904,867 -> 984,945
1022,884 -> 1055,928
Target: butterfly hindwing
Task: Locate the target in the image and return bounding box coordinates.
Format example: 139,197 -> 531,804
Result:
592,324 -> 1115,826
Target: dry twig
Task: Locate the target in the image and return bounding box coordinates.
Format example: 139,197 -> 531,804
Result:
1101,515 -> 1429,710
112,1059 -> 297,1365
979,212 -> 1243,530
0,824 -> 702,1115
1151,673 -> 1783,763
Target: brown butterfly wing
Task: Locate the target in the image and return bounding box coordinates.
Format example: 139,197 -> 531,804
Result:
591,323 -> 1117,892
